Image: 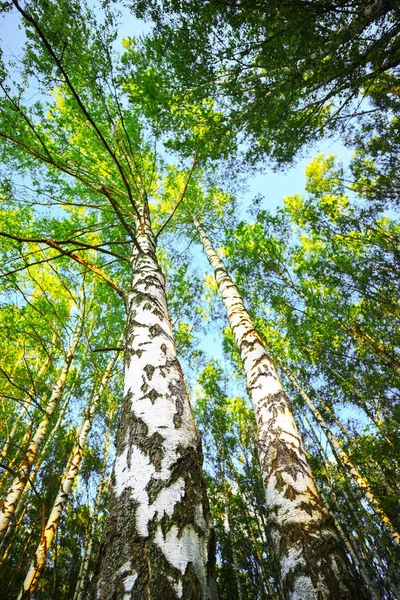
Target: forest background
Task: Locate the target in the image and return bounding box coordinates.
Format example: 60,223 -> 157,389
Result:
0,1 -> 399,599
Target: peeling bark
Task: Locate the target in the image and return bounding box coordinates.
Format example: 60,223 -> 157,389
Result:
93,210 -> 217,599
193,217 -> 364,599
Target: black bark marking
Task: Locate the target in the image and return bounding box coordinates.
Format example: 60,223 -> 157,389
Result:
174,397 -> 184,427
140,381 -> 149,394
284,484 -> 297,501
149,323 -> 163,338
147,388 -> 162,404
144,364 -> 156,381
116,395 -> 165,471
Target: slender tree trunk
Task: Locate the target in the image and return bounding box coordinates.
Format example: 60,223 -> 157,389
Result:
0,312 -> 83,542
282,362 -> 400,545
0,343 -> 54,465
0,389 -> 71,561
222,485 -> 244,600
299,379 -> 398,494
193,216 -> 363,599
303,413 -> 400,599
94,209 -> 217,599
7,528 -> 34,593
319,492 -> 381,600
214,417 -> 277,596
73,428 -> 112,600
18,344 -> 121,599
308,353 -> 395,448
272,265 -> 400,374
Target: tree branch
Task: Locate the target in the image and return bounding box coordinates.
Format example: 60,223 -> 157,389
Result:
0,231 -> 125,297
12,0 -> 140,220
155,151 -> 198,240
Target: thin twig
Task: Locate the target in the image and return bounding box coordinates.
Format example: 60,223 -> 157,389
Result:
155,151 -> 198,240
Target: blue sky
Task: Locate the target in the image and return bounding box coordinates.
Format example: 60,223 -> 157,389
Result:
0,3 -> 354,218
0,2 -> 372,449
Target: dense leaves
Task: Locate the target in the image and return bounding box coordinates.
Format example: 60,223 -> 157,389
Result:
130,0 -> 400,164
0,0 -> 399,598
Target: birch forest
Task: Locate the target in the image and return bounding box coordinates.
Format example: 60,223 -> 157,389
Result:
0,1 -> 399,598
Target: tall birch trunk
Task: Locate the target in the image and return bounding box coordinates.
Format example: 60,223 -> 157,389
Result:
0,341 -> 54,465
282,363 -> 400,546
319,492 -> 381,600
0,389 -> 72,561
73,428 -> 112,600
18,344 -> 121,599
193,216 -> 363,599
0,313 -> 83,542
304,415 -> 400,599
94,209 -> 217,599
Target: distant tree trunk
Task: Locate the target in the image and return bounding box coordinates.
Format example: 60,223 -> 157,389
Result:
225,449 -> 277,597
308,353 -> 395,448
303,413 -> 400,599
291,372 -> 398,496
222,484 -> 244,600
319,490 -> 381,600
73,428 -> 112,600
0,389 -> 71,562
0,312 -> 83,542
0,338 -> 54,465
18,344 -> 121,599
193,216 -> 364,600
271,266 -> 400,374
282,362 -> 400,545
94,207 -> 218,599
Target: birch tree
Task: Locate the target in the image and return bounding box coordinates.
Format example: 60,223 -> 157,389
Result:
224,154 -> 400,473
72,426 -> 113,600
1,0 -> 399,597
0,2 -> 217,597
195,361 -> 279,599
18,343 -> 122,598
189,215 -> 362,599
0,305 -> 84,542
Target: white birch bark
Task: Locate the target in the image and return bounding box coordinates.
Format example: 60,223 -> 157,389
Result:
0,313 -> 83,542
94,209 -> 218,599
193,216 -> 363,599
18,343 -> 121,598
283,363 -> 400,546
